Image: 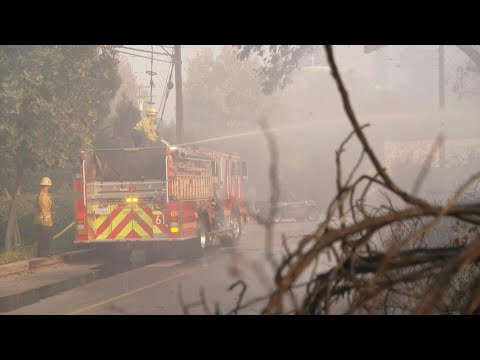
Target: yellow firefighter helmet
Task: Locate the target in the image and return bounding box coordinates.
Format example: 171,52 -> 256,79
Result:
40,177 -> 52,186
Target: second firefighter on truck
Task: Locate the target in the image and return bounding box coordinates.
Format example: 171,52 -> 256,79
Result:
132,108 -> 159,148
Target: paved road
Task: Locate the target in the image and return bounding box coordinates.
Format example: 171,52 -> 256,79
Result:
8,222 -> 330,315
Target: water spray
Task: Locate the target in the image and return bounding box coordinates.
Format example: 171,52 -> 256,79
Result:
169,120 -> 320,148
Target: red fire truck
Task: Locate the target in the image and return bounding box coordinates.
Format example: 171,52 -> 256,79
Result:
74,144 -> 248,259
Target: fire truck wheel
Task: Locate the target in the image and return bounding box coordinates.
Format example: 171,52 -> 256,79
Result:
184,220 -> 207,259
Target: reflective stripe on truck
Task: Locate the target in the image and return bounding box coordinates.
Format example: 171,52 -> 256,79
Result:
88,203 -> 169,240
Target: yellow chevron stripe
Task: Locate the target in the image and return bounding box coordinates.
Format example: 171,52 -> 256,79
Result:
132,221 -> 149,238
87,213 -> 95,238
133,204 -> 153,238
89,203 -> 160,240
110,207 -> 132,239
137,204 -> 160,235
115,223 -> 133,239
133,204 -> 152,226
153,223 -> 163,234
111,207 -> 130,231
96,233 -> 109,240
90,204 -> 112,240
93,215 -> 108,227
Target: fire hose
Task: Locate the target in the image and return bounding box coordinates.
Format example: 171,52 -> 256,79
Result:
53,221 -> 75,240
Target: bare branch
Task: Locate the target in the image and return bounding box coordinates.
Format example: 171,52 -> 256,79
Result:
411,134 -> 444,196
228,280 -> 248,315
324,45 -> 432,211
260,119 -> 280,272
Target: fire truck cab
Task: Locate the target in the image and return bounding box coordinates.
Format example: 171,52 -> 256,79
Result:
74,144 -> 248,259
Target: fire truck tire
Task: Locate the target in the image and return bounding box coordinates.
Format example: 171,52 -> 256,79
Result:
184,220 -> 207,259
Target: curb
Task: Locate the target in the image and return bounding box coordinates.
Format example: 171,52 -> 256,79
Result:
0,248 -> 96,278
0,268 -> 102,313
61,249 -> 97,263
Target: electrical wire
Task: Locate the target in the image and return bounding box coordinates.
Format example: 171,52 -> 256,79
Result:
146,45 -> 156,105
158,61 -> 175,126
119,45 -> 172,58
115,50 -> 172,63
158,45 -> 173,57
157,63 -> 171,114
117,46 -> 175,120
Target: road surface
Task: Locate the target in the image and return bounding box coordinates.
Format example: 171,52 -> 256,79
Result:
8,222 -> 331,315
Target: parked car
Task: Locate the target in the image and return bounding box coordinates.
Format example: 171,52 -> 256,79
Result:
255,185 -> 320,224
256,200 -> 320,224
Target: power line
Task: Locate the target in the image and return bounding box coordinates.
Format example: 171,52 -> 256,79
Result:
119,45 -> 172,58
146,45 -> 156,106
158,45 -> 173,57
158,63 -> 171,114
115,50 -> 173,64
180,46 -> 220,50
158,61 -> 175,126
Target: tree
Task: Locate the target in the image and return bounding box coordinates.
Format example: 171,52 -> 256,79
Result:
453,46 -> 480,101
174,46 -> 291,206
0,45 -> 120,250
94,56 -> 144,149
236,45 -> 318,95
182,46 -> 285,141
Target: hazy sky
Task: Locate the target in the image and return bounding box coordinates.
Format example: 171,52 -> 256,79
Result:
122,45 -> 223,123
120,45 -> 479,208
122,45 -> 473,125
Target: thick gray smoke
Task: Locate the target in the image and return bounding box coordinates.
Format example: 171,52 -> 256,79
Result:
122,45 -> 480,213
196,46 -> 480,213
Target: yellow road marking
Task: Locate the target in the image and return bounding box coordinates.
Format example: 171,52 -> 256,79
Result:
67,267 -> 200,315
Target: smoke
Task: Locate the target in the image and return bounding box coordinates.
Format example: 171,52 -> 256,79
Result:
195,46 -> 480,213
95,58 -> 142,148
121,45 -> 480,214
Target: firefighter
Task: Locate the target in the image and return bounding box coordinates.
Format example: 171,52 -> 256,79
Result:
132,107 -> 159,148
34,177 -> 53,257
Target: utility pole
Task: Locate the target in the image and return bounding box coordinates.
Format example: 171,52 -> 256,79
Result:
174,45 -> 184,145
439,45 -> 446,168
439,45 -> 445,110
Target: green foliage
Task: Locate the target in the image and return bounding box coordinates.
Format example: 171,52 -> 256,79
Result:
0,191 -> 76,250
182,46 -> 286,141
0,245 -> 36,265
0,45 -> 120,171
1,166 -> 74,194
0,45 -> 121,248
94,57 -> 143,149
236,45 -> 318,94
